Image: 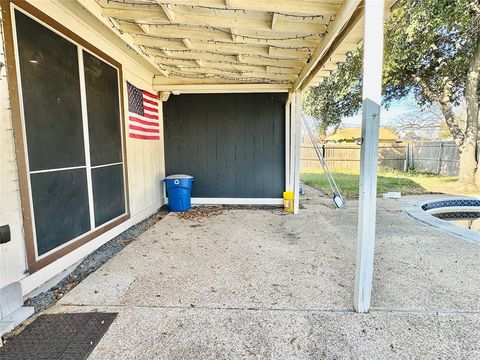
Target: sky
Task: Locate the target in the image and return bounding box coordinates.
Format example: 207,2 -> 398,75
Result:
340,94 -> 422,128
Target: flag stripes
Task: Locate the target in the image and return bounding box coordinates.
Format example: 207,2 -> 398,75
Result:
127,82 -> 160,140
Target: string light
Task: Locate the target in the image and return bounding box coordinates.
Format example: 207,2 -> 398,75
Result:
162,70 -> 291,84
114,18 -> 324,42
143,46 -> 307,62
105,0 -> 327,20
102,0 -> 336,80
165,65 -> 248,75
162,65 -> 294,78
152,55 -> 297,70
133,33 -> 313,55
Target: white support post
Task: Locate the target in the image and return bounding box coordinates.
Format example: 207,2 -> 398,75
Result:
285,95 -> 292,192
354,0 -> 385,313
293,91 -> 302,214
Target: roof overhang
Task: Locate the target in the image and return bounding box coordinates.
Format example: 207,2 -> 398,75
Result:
75,0 -> 394,93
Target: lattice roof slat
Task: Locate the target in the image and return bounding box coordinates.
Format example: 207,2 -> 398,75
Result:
84,0 -> 394,88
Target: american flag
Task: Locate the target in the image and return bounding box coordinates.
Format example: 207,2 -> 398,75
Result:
127,82 -> 160,140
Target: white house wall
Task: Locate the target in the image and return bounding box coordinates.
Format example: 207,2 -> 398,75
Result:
0,0 -> 166,295
0,9 -> 28,290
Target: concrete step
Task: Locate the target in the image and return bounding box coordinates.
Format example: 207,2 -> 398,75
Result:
0,282 -> 35,338
0,282 -> 23,319
0,320 -> 14,338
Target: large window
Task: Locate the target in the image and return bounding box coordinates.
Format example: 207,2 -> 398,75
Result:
13,8 -> 127,260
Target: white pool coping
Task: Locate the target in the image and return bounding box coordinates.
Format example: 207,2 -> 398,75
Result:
404,195 -> 480,245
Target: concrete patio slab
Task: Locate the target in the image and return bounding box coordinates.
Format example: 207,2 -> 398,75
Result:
48,304 -> 480,360
51,185 -> 480,359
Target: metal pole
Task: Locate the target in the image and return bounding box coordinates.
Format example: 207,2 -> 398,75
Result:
354,0 -> 385,313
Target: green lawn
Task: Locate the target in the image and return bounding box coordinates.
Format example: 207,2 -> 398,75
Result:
301,168 -> 480,199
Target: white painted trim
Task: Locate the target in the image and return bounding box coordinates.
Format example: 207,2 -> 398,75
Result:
78,46 -> 96,232
285,98 -> 292,192
189,198 -> 283,206
10,4 -> 39,258
152,83 -> 290,94
90,161 -> 124,169
292,92 -> 302,214
288,95 -> 296,193
354,0 -> 385,314
10,5 -> 128,261
29,165 -> 86,174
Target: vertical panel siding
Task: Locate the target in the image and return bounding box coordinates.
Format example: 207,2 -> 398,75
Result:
164,93 -> 286,198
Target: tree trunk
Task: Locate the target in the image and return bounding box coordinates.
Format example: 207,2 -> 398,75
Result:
459,143 -> 477,185
459,31 -> 480,186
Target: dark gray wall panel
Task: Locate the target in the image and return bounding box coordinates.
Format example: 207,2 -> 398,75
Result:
164,93 -> 286,198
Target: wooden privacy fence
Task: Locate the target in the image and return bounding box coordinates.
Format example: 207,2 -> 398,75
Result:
301,143 -> 408,172
409,141 -> 459,176
301,140 -> 480,176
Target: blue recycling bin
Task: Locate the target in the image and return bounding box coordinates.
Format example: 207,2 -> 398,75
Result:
164,175 -> 195,212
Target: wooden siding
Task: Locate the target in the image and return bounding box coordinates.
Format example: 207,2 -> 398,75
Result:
164,93 -> 286,198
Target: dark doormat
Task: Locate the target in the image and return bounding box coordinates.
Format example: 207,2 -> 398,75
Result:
0,312 -> 117,360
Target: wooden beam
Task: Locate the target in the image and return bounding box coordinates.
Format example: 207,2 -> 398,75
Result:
103,8 -> 327,34
163,66 -> 297,81
292,0 -> 362,91
137,23 -> 151,34
230,28 -> 237,41
133,36 -> 186,49
354,0 -> 385,314
151,40 -> 310,59
152,82 -> 290,93
300,13 -> 364,89
77,0 -> 169,77
158,92 -> 171,101
147,48 -> 307,68
122,23 -> 321,48
155,0 -> 341,16
182,38 -> 192,49
102,7 -> 168,21
161,4 -> 176,22
271,13 -> 278,30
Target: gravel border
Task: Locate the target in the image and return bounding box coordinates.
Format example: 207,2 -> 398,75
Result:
24,207 -> 169,313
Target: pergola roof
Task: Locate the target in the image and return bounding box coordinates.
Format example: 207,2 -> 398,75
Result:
80,0 -> 392,91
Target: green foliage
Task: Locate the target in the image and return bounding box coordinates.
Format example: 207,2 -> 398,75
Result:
383,0 -> 479,108
302,47 -> 363,132
302,0 -> 480,129
301,168 -> 472,199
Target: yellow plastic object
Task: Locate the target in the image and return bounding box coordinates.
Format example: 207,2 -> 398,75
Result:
283,191 -> 294,213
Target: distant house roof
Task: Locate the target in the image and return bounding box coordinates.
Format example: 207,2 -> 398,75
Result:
326,128 -> 398,142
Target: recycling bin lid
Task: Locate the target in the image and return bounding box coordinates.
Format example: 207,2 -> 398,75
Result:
165,174 -> 194,179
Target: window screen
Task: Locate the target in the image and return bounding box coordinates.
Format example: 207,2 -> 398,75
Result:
30,169 -> 90,255
15,10 -> 85,171
14,9 -> 126,258
83,52 -> 122,166
84,50 -> 125,227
